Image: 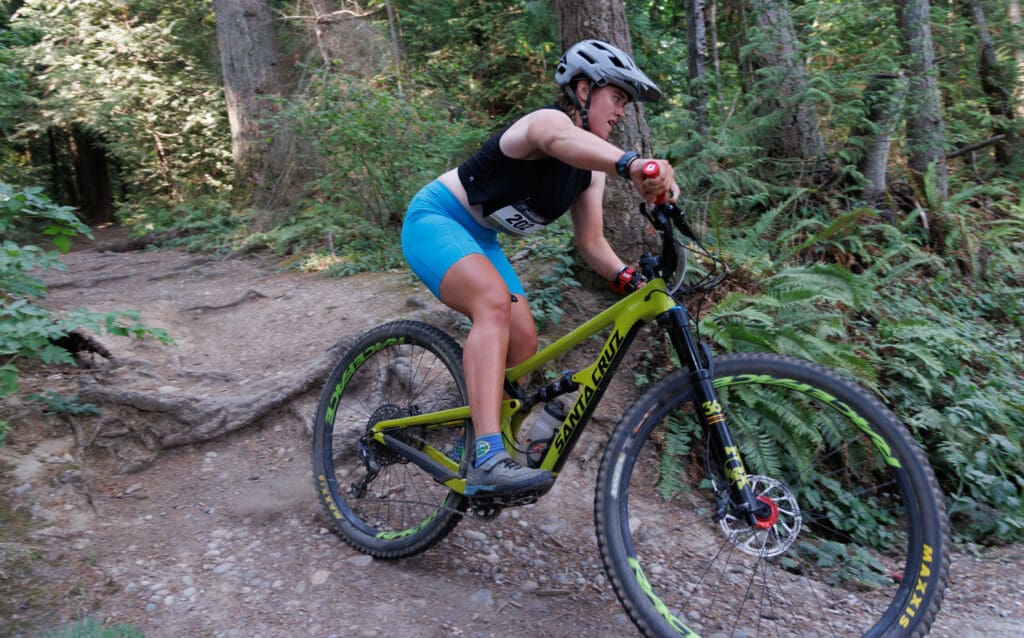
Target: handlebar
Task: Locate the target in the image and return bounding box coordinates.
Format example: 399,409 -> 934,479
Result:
641,161 -> 670,205
635,166 -> 722,294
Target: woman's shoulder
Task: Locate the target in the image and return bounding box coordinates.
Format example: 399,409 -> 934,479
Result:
520,106 -> 573,126
501,108 -> 575,159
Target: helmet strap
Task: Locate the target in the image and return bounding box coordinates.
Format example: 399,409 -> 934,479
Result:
578,82 -> 595,132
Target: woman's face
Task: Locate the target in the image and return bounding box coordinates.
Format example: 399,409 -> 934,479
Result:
578,83 -> 630,139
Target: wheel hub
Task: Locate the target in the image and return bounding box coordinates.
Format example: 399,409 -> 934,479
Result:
754,494 -> 780,530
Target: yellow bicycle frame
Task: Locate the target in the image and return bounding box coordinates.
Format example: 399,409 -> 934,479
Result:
368,278 -> 679,495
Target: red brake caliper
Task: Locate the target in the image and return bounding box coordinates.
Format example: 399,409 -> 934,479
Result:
754,495 -> 780,530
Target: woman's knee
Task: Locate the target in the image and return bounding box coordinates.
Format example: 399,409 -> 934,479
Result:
507,299 -> 538,363
469,291 -> 514,327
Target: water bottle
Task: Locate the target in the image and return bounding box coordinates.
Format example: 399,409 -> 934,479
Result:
515,401 -> 566,468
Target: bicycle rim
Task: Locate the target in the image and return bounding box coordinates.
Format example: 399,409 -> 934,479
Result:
597,353 -> 948,638
312,321 -> 469,558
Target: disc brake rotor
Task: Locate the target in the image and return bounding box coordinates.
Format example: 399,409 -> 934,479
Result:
717,474 -> 802,558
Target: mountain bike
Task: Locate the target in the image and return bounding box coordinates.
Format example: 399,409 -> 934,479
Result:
311,166 -> 949,637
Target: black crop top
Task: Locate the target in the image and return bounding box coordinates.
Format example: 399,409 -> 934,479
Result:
457,118 -> 592,235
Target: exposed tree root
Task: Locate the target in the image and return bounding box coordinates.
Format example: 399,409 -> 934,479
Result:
184,289 -> 267,312
78,337 -> 351,455
46,256 -> 220,289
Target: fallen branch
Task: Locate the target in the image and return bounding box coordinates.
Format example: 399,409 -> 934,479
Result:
946,134 -> 1006,159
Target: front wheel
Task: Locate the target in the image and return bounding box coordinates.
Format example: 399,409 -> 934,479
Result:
312,320 -> 469,558
596,353 -> 949,637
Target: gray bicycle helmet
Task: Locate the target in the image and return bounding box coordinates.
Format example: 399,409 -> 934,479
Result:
555,39 -> 662,105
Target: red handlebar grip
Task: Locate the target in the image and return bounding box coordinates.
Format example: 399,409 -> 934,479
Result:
642,161 -> 668,204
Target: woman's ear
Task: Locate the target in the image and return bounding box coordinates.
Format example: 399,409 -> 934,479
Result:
574,80 -> 590,104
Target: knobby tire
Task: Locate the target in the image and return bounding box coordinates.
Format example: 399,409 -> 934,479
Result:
596,353 -> 949,638
312,320 -> 469,558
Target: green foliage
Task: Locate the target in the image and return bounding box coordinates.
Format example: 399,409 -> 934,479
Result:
510,216 -> 580,330
1,183 -> 90,251
122,195 -> 250,254
28,391 -> 101,417
673,169 -> 1024,542
261,69 -> 485,267
395,0 -> 558,116
282,69 -> 484,228
0,12 -> 33,184
866,282 -> 1024,542
1,181 -> 175,439
699,260 -> 876,384
10,0 -> 231,205
790,540 -> 893,589
283,206 -> 407,278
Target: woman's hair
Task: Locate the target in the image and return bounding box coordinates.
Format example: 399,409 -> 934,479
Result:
555,90 -> 576,115
554,77 -> 585,115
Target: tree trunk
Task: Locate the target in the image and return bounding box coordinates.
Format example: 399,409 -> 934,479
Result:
897,0 -> 949,202
687,0 -> 711,137
70,126 -> 114,225
554,0 -> 654,264
384,0 -> 402,78
1009,0 -> 1024,119
851,73 -> 908,203
743,0 -> 826,161
212,0 -> 283,190
725,0 -> 754,94
47,128 -> 78,207
962,0 -> 1015,166
708,0 -> 723,101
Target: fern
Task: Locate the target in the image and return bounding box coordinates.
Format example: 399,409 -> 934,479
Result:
775,210 -> 867,263
766,264 -> 871,308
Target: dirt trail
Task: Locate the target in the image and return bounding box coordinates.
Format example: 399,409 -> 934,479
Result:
1,231 -> 1022,637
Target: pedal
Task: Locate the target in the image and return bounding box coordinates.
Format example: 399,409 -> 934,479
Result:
467,500 -> 504,521
468,488 -> 544,518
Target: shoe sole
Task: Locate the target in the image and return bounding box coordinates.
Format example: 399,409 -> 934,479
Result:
464,473 -> 555,497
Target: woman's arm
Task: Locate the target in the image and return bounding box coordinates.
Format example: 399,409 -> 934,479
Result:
500,109 -> 675,201
569,172 -> 628,281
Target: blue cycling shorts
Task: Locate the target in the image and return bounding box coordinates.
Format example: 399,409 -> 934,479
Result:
401,180 -> 524,298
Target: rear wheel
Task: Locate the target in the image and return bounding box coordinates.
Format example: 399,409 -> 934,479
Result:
312,320 -> 469,558
596,354 -> 949,637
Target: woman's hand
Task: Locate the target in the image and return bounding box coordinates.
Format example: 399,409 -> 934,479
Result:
628,158 -> 677,203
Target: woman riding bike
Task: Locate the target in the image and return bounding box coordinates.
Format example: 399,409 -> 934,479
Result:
401,39 -> 676,496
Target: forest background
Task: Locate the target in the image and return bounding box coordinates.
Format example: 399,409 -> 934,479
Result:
1,0 -> 1022,554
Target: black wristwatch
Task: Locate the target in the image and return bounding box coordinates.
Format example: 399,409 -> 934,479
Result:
615,151 -> 640,180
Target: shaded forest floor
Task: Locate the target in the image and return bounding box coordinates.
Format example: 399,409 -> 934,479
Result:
1,228 -> 1023,637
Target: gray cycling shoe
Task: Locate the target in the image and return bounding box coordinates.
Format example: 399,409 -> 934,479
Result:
466,451 -> 554,496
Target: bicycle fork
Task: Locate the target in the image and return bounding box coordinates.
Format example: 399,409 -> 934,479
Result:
658,305 -> 771,527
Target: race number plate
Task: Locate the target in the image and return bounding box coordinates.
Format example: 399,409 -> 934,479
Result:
487,202 -> 550,236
